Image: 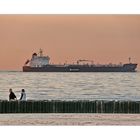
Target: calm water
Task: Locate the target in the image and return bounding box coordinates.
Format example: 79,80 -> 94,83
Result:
0,71 -> 140,101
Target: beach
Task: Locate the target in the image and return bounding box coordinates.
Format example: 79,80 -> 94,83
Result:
0,114 -> 140,125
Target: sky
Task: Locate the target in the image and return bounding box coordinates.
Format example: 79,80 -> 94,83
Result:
0,15 -> 139,70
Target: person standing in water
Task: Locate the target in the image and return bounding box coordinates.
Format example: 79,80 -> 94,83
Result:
9,88 -> 17,101
19,89 -> 26,101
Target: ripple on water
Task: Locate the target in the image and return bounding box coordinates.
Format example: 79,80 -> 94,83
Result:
0,72 -> 140,100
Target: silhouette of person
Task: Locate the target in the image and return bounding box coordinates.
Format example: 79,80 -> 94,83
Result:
19,89 -> 26,101
9,88 -> 17,101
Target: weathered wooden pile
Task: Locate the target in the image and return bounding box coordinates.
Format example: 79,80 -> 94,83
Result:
0,100 -> 140,113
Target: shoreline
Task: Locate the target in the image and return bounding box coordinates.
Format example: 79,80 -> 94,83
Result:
0,114 -> 140,125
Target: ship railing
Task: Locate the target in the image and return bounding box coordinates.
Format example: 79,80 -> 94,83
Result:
91,64 -> 123,67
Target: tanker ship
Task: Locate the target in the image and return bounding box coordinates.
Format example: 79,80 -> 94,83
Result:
23,49 -> 137,72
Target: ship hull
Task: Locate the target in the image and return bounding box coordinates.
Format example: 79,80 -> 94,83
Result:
23,64 -> 137,72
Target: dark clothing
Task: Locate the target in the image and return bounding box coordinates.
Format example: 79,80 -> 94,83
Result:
9,92 -> 16,100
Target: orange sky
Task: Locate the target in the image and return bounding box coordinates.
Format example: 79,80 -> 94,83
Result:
0,15 -> 139,70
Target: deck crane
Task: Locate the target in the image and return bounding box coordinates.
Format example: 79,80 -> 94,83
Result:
77,59 -> 94,65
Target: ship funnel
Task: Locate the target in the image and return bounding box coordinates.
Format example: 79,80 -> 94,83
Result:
32,53 -> 37,58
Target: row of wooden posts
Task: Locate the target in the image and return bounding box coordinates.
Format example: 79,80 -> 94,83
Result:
0,100 -> 140,113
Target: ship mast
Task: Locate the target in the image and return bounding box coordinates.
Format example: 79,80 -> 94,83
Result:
129,57 -> 131,63
39,48 -> 43,57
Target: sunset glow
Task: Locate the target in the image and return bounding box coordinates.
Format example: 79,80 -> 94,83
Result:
0,15 -> 139,70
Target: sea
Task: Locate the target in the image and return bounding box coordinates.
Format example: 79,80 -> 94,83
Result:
0,71 -> 140,125
0,71 -> 140,101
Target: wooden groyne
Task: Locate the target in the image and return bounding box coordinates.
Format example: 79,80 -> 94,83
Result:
0,100 -> 140,113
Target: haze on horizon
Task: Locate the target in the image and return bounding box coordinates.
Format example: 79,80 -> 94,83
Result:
0,15 -> 139,70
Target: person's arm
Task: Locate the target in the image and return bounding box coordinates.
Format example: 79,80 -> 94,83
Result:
20,93 -> 23,100
14,93 -> 17,100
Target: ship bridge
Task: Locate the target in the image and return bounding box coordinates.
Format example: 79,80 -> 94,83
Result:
25,49 -> 50,67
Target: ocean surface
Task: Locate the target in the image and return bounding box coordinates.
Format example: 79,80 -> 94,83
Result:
0,71 -> 140,101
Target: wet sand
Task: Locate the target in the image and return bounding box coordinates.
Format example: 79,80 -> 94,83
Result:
0,114 -> 140,125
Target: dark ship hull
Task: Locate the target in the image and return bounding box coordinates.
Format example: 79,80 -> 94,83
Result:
23,63 -> 137,72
